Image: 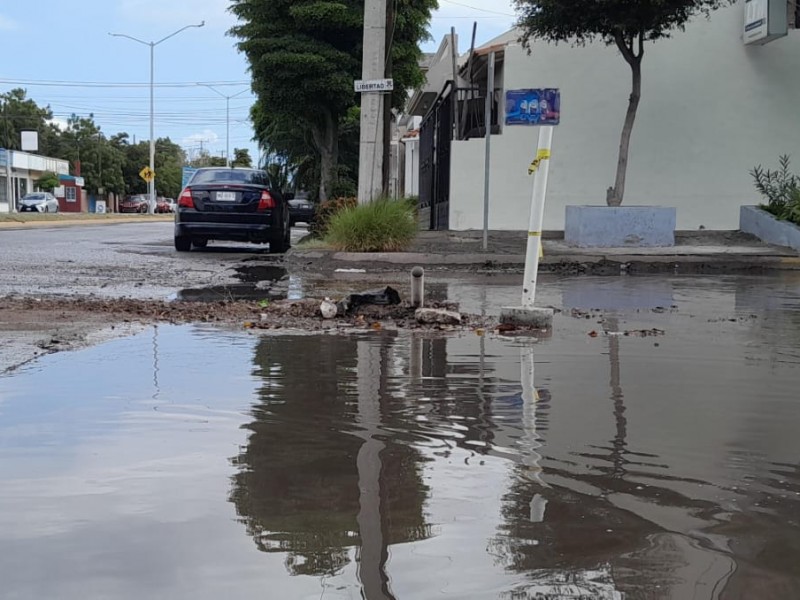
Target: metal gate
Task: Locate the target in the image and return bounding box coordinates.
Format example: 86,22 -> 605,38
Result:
419,83 -> 454,230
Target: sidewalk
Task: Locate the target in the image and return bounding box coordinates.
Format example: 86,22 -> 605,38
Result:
290,230 -> 800,274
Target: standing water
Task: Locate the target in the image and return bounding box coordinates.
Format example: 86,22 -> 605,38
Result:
0,276 -> 799,599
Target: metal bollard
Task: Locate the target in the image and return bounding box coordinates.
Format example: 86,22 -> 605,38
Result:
410,266 -> 425,308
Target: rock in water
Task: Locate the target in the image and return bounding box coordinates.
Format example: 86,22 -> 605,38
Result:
320,298 -> 338,319
415,308 -> 461,325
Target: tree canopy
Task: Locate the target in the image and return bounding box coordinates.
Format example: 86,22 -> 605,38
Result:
1,89 -> 186,199
230,0 -> 437,201
514,0 -> 732,205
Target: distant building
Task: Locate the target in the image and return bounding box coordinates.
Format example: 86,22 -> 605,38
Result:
0,149 -> 71,213
408,0 -> 800,231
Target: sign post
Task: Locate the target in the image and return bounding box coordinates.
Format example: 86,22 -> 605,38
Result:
500,88 -> 560,330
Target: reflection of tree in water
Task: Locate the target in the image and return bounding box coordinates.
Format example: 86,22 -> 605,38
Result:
229,335 -> 430,579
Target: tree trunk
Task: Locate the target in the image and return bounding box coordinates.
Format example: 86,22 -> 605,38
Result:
311,111 -> 339,203
607,35 -> 643,207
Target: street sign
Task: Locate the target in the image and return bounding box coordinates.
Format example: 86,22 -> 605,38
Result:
506,89 -> 561,126
139,166 -> 155,183
355,79 -> 394,93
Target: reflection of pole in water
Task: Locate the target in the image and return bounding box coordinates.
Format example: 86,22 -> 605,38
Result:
520,343 -> 548,522
605,317 -> 627,478
151,325 -> 160,401
355,341 -> 395,600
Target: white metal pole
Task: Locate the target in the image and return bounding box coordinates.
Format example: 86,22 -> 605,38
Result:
521,126 -> 554,308
482,51 -> 495,252
226,96 -> 231,167
149,42 -> 156,214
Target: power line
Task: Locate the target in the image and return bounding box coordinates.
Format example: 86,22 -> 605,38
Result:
438,0 -> 515,17
0,78 -> 251,89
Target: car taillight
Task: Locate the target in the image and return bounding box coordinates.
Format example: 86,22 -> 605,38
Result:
258,190 -> 275,210
178,188 -> 194,208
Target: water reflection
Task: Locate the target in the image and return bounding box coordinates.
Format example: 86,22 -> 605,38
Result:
3,276 -> 800,599
230,335 -> 430,590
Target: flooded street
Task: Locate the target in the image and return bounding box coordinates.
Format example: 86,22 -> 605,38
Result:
1,275 -> 799,599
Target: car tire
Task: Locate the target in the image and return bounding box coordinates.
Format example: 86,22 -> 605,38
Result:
270,227 -> 290,254
175,235 -> 192,252
192,238 -> 208,249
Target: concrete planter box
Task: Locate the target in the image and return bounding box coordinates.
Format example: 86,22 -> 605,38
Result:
565,206 -> 676,248
740,205 -> 800,252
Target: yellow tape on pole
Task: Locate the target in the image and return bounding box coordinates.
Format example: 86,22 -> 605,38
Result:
528,231 -> 544,258
527,149 -> 552,175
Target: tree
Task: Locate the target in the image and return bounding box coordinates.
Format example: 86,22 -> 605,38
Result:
0,88 -> 52,150
232,148 -> 253,168
514,0 -> 732,206
229,0 -> 437,202
35,171 -> 60,191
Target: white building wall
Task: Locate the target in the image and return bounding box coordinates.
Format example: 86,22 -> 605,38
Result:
404,138 -> 420,197
449,1 -> 800,231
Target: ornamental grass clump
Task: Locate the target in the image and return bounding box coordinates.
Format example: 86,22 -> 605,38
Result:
325,198 -> 417,252
751,155 -> 800,226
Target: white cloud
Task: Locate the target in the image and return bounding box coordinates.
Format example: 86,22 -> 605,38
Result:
0,13 -> 18,30
48,118 -> 70,132
182,129 -> 219,150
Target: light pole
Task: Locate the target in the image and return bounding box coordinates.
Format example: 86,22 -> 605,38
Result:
109,21 -> 205,213
199,85 -> 249,167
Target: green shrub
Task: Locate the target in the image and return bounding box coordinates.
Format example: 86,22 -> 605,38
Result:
751,155 -> 800,225
325,198 -> 417,252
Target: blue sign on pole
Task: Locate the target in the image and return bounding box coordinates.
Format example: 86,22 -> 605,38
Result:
181,167 -> 198,189
505,89 -> 561,126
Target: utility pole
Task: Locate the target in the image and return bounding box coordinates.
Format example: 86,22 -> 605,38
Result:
381,0 -> 395,196
109,22 -> 204,213
357,0 -> 388,204
199,85 -> 249,167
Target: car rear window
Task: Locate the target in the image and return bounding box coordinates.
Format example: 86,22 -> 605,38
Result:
190,169 -> 268,186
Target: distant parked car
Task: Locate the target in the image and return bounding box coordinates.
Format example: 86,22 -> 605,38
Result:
174,167 -> 291,253
288,194 -> 315,226
155,197 -> 175,213
18,192 -> 59,213
120,194 -> 150,213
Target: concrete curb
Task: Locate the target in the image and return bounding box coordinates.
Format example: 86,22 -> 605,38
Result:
289,248 -> 800,272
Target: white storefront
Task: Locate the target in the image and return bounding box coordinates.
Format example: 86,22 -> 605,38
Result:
0,150 -> 70,213
420,0 -> 800,231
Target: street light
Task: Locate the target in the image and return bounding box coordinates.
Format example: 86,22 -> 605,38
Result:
109,21 -> 205,213
199,84 -> 249,167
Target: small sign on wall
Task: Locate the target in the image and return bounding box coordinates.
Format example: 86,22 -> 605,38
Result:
506,89 -> 561,126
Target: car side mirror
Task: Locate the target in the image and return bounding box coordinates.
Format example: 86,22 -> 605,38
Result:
283,192 -> 295,201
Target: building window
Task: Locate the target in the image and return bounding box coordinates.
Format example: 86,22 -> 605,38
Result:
66,187 -> 77,202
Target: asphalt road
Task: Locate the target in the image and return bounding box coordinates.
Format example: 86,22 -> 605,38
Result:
0,222 -> 307,299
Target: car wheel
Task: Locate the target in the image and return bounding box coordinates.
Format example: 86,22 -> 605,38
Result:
174,235 -> 192,252
192,238 -> 208,249
269,230 -> 288,254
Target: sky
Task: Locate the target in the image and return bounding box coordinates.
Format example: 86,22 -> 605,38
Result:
0,0 -> 516,164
